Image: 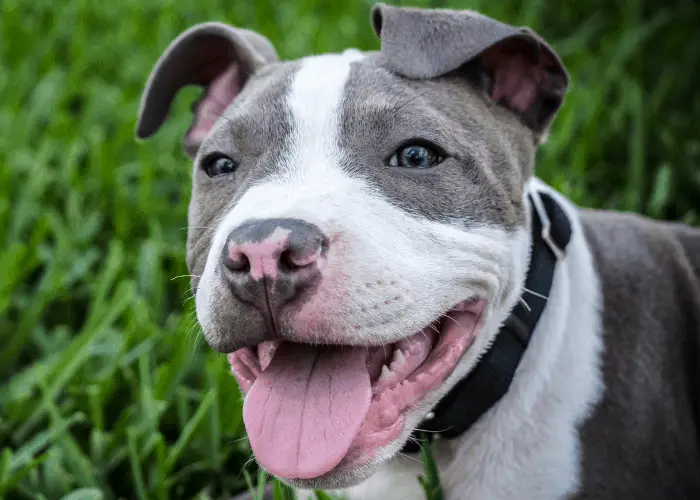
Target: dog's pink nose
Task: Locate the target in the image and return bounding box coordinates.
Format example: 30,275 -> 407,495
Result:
221,219 -> 328,309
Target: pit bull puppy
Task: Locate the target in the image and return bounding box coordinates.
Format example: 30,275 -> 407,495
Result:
136,4 -> 700,499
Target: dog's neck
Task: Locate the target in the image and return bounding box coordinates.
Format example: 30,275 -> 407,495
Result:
335,179 -> 605,500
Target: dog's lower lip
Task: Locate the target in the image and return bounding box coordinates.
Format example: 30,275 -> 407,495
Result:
227,297 -> 486,478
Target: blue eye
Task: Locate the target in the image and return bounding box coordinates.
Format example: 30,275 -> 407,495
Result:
389,144 -> 443,169
203,155 -> 238,177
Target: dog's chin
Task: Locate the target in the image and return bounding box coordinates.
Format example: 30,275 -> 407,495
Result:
227,297 -> 487,485
282,452 -> 392,490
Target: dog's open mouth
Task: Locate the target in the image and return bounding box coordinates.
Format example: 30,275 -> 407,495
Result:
228,298 -> 486,480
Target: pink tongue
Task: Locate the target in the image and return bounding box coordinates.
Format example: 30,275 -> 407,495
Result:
243,342 -> 371,479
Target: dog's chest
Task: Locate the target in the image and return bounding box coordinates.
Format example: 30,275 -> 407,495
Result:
336,460 -> 427,500
330,432 -> 580,500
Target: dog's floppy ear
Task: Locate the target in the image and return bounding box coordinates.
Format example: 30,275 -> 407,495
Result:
136,23 -> 278,157
371,4 -> 568,139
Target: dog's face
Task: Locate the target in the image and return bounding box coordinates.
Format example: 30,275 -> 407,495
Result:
137,4 -> 568,489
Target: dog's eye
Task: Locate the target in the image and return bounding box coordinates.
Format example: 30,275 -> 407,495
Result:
202,155 -> 238,177
389,144 -> 443,169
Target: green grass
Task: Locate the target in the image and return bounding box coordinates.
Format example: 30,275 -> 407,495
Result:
0,0 -> 698,498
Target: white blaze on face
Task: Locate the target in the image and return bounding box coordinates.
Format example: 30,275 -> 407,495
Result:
277,50 -> 366,186
195,51 -> 366,338
232,52 -> 380,480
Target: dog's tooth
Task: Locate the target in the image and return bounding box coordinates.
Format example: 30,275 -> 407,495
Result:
379,365 -> 393,382
388,349 -> 406,372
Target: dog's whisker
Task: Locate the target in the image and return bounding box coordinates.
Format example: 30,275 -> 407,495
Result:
185,323 -> 203,344
519,297 -> 532,313
199,108 -> 238,129
413,425 -> 454,434
440,313 -> 468,336
427,323 -> 441,336
397,451 -> 424,465
406,435 -> 422,446
172,274 -> 201,281
523,287 -> 548,300
179,225 -> 218,232
241,455 -> 257,471
228,435 -> 252,445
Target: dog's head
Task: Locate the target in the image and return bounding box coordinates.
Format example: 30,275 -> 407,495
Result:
137,4 -> 568,489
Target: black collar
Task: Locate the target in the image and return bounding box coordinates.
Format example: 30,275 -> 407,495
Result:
402,189 -> 573,453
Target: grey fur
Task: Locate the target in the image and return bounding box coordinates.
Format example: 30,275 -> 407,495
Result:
576,212 -> 700,499
339,56 -> 532,228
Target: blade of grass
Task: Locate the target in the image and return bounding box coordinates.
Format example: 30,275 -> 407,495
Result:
9,413 -> 85,474
164,389 -> 216,473
418,434 -> 444,500
15,279 -> 134,440
243,469 -> 256,498
272,479 -> 297,500
256,469 -> 268,500
127,429 -> 149,500
60,488 -> 105,500
39,380 -> 96,488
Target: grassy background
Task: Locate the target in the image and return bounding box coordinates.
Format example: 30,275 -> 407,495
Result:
1,0 -> 698,498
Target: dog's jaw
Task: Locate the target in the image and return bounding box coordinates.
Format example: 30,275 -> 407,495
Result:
227,299 -> 486,481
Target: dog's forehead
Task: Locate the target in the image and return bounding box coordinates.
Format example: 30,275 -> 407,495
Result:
203,51 -> 365,157
197,49 -> 526,231
211,49 -> 521,162
208,50 -> 463,157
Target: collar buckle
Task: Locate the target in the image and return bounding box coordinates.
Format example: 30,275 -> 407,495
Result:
530,190 -> 566,261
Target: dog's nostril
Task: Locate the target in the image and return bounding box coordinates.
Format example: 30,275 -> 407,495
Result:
279,249 -> 300,272
280,239 -> 324,271
279,249 -> 318,272
224,251 -> 251,273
